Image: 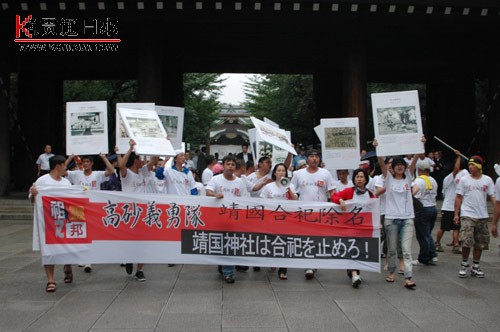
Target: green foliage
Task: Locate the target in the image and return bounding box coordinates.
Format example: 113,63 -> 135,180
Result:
183,73 -> 224,147
243,74 -> 316,146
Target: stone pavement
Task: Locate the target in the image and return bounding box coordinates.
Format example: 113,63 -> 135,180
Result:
1,197 -> 500,332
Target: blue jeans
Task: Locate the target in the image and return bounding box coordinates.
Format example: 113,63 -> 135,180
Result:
385,218 -> 414,279
222,265 -> 235,277
414,206 -> 437,264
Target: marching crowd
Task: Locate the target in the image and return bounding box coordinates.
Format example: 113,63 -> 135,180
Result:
30,137 -> 500,292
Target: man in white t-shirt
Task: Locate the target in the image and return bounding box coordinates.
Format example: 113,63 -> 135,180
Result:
412,161 -> 438,266
202,155 -> 216,185
65,153 -> 115,272
119,140 -> 158,282
291,149 -> 336,280
36,144 -> 55,177
435,151 -> 468,254
30,155 -> 72,293
206,155 -> 248,284
335,169 -> 353,192
454,155 -> 496,278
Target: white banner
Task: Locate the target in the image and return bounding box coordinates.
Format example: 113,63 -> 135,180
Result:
371,90 -> 424,157
66,101 -> 108,156
33,187 -> 381,272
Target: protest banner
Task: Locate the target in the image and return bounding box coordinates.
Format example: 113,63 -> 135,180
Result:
318,118 -> 360,170
66,101 -> 108,156
155,105 -> 185,150
33,187 -> 380,272
371,90 -> 424,156
118,107 -> 175,157
115,103 -> 155,153
250,117 -> 296,156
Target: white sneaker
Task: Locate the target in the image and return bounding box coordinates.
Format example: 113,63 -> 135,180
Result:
412,260 -> 426,266
432,257 -> 438,262
84,264 -> 92,273
458,262 -> 469,278
470,265 -> 485,278
351,275 -> 362,288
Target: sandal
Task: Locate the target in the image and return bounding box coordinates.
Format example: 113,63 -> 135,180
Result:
279,273 -> 288,280
46,282 -> 56,292
404,280 -> 416,289
64,265 -> 73,284
385,276 -> 395,283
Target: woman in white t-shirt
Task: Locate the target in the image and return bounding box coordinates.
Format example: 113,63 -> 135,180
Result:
377,146 -> 419,289
260,163 -> 298,280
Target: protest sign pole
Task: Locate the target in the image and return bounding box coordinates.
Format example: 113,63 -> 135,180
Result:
434,136 -> 468,160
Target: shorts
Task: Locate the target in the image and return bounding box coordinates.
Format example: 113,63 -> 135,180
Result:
459,216 -> 490,250
440,210 -> 460,231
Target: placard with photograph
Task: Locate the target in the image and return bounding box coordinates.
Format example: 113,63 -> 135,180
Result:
371,90 -> 424,156
250,117 -> 296,156
66,101 -> 108,155
319,117 -> 360,170
155,105 -> 184,150
118,107 -> 175,157
115,103 -> 155,153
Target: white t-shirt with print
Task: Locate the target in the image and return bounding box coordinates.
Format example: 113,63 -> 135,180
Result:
384,170 -> 414,220
441,169 -> 469,211
67,170 -> 107,190
291,167 -> 336,202
260,182 -> 297,200
335,180 -> 353,192
413,176 -> 438,207
456,174 -> 495,219
164,167 -> 197,196
121,166 -> 151,193
206,174 -> 248,198
246,170 -> 273,198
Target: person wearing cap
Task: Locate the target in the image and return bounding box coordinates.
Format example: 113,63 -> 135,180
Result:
292,145 -> 307,170
64,152 -> 115,273
119,139 -> 159,282
411,159 -> 439,266
29,155 -> 72,292
375,137 -> 422,289
454,155 -> 496,278
291,148 -> 336,280
435,150 -> 468,254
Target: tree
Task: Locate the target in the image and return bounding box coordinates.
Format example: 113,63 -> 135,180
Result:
243,74 -> 317,146
183,73 -> 224,148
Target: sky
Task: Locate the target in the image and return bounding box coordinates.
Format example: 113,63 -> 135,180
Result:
218,73 -> 255,105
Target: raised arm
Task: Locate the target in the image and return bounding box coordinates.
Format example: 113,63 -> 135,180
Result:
119,140 -> 135,178
100,153 -> 116,176
373,139 -> 387,178
452,150 -> 462,177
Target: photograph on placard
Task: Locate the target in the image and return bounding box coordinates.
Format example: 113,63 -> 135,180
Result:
371,90 -> 424,156
155,106 -> 185,149
319,118 -> 360,170
324,127 -> 357,149
118,107 -> 175,157
66,101 -> 108,156
115,103 -> 155,153
250,117 -> 296,156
